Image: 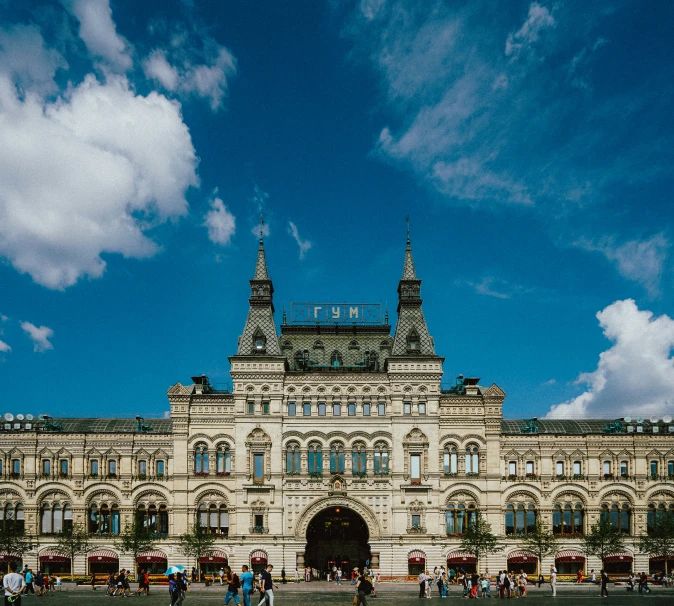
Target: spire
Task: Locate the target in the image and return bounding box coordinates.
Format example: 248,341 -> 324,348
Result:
402,216 -> 417,279
253,214 -> 269,280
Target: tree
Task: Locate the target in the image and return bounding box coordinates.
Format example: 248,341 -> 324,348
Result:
0,523 -> 33,567
55,523 -> 91,581
458,514 -> 503,569
114,521 -> 157,576
639,513 -> 674,575
582,517 -> 626,567
517,518 -> 559,574
177,518 -> 216,580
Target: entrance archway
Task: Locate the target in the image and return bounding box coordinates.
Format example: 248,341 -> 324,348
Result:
305,506 -> 371,579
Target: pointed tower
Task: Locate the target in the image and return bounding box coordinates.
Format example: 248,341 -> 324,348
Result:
391,228 -> 436,356
236,235 -> 280,355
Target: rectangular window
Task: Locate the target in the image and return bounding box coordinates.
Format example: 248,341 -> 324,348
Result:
318,402 -> 326,416
403,402 -> 411,415
526,461 -> 534,475
108,460 -> 117,476
603,461 -> 611,475
620,461 -> 628,476
91,460 -> 99,475
139,460 -> 147,475
556,462 -> 564,476
333,403 -> 341,416
303,403 -> 311,416
650,461 -> 658,476
42,460 -> 51,475
508,461 -> 516,476
156,460 -> 165,475
288,402 -> 296,416
253,454 -> 264,483
669,461 -> 674,476
247,401 -> 255,415
363,403 -> 371,416
348,403 -> 356,416
410,454 -> 421,483
573,461 -> 581,475
262,401 -> 269,415
378,403 -> 386,416
418,402 -> 426,415
60,460 -> 68,475
12,460 -> 20,475
254,514 -> 264,528
411,514 -> 421,528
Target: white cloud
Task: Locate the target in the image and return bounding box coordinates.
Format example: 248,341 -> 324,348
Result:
142,50 -> 179,90
505,3 -> 556,60
576,234 -> 669,297
68,0 -> 132,72
251,223 -> 271,239
546,299 -> 674,419
0,72 -> 199,289
0,340 -> 11,353
20,321 -> 54,352
204,197 -> 236,246
287,221 -> 312,259
541,378 -> 557,386
0,315 -> 7,322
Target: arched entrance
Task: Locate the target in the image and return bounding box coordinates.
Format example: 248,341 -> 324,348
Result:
305,506 -> 370,579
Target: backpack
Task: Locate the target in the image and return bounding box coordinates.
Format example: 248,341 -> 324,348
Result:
233,574 -> 241,589
504,576 -> 510,588
359,578 -> 372,595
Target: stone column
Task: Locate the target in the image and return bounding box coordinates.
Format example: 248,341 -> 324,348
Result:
296,552 -> 305,569
370,552 -> 380,569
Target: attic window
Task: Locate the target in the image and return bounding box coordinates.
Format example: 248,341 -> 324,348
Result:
407,330 -> 419,352
281,340 -> 293,351
348,340 -> 359,350
253,330 -> 266,352
331,351 -> 343,367
313,340 -> 324,350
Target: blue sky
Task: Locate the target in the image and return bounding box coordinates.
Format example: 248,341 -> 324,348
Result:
0,0 -> 673,420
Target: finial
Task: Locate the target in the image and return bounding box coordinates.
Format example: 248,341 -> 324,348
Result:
406,214 -> 410,245
282,306 -> 287,325
259,214 -> 265,244
385,303 -> 389,325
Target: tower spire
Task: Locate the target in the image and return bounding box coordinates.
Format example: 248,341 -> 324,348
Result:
253,214 -> 269,280
402,215 -> 417,280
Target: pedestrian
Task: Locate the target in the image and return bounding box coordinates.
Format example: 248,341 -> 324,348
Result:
240,565 -> 255,606
418,570 -> 426,599
576,569 -> 583,584
305,567 -> 311,583
55,576 -> 61,591
122,569 -> 131,597
135,568 -> 146,596
639,571 -> 651,594
336,568 -> 342,585
3,561 -> 26,605
294,569 -> 299,584
224,566 -> 241,606
599,569 -> 609,598
356,572 -> 372,606
519,569 -> 527,598
219,568 -> 226,586
169,574 -> 181,606
549,566 -> 556,598
484,569 -> 491,598
590,569 -> 596,584
471,571 -> 479,598
436,570 -> 444,597
257,565 -> 279,606
192,567 -> 197,583
281,568 -> 286,585
24,570 -> 34,596
503,571 -> 511,598
537,571 -> 543,588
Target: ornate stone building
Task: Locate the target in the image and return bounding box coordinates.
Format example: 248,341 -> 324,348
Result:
2,235 -> 674,578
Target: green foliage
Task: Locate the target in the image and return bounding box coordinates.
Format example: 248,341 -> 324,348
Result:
114,521 -> 158,562
0,523 -> 32,561
582,517 -> 626,564
517,518 -> 559,567
638,514 -> 674,574
55,523 -> 91,581
458,514 -> 502,565
177,518 -> 216,575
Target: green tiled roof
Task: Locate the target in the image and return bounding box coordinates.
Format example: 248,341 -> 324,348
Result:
48,418 -> 172,434
501,419 -> 661,435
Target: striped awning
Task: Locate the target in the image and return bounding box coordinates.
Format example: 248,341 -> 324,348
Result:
88,549 -> 119,563
39,549 -> 69,563
604,552 -> 633,563
250,550 -> 268,564
650,554 -> 674,561
507,550 -> 536,563
446,551 -> 476,564
0,552 -> 23,562
137,550 -> 168,563
200,550 -> 229,563
556,550 -> 585,563
408,550 -> 426,563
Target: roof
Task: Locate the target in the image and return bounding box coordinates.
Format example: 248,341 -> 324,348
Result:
501,419 -> 666,435
46,418 -> 172,434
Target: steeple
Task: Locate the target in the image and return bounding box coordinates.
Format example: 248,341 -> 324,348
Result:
391,219 -> 436,356
236,223 -> 280,356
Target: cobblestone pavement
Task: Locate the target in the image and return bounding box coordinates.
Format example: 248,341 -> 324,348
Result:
20,582 -> 674,605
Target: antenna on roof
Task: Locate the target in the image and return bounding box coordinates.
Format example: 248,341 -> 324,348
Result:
259,213 -> 265,243
405,214 -> 410,244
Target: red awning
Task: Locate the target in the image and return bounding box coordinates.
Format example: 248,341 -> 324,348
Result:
604,553 -> 633,563
446,551 -> 476,564
137,550 -> 168,563
39,549 -> 69,563
200,550 -> 229,564
408,550 -> 426,564
0,552 -> 23,562
88,549 -> 119,563
555,551 -> 585,563
251,550 -> 267,564
650,555 -> 674,561
507,550 -> 537,563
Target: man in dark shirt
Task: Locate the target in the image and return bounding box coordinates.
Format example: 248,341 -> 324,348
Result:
258,565 -> 279,606
356,573 -> 372,606
599,569 -> 609,597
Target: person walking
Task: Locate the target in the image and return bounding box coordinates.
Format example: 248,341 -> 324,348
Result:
549,566 -> 556,598
639,571 -> 651,594
599,569 -> 609,598
3,561 -> 25,606
23,571 -> 33,597
484,569 -> 491,598
224,566 -> 241,606
336,568 -> 342,585
293,569 -> 299,584
418,570 -> 426,598
356,572 -> 372,606
168,574 -> 181,606
471,571 -> 479,598
240,565 -> 255,606
257,565 -> 279,606
305,567 -> 310,583
576,569 -> 583,584
219,568 -> 226,586
281,568 -> 286,585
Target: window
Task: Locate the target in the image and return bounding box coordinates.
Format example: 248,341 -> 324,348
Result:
253,454 -> 264,483
217,445 -> 231,475
601,503 -> 631,534
248,401 -> 255,415
333,403 -> 341,416
418,402 -> 426,415
374,444 -> 389,474
262,401 -> 269,415
156,460 -> 165,476
378,403 -> 386,416
0,503 -> 25,533
404,402 -> 411,415
88,503 -> 120,535
352,445 -> 366,475
363,402 -> 371,416
411,514 -> 421,528
508,461 -> 517,476
108,460 -> 117,477
669,461 -> 674,477
303,403 -> 311,416
407,330 -> 419,352
41,503 -> 73,535
90,460 -> 99,476
330,351 -> 343,367
446,503 -> 477,535
59,460 -> 68,476
348,402 -> 356,416
42,460 -> 51,476
410,454 -> 421,483
136,503 -> 168,535
286,444 -> 301,474
254,514 -> 264,528
198,504 -> 229,535
525,461 -> 534,476
647,503 -> 674,534
288,402 -> 296,416
556,462 -> 564,476
573,461 -> 582,476
11,459 -> 20,476
330,444 -> 345,473
465,447 -> 479,475
505,503 -> 537,535
138,460 -> 147,476
650,461 -> 659,477
553,503 -> 584,535
620,461 -> 628,476
318,402 -> 326,416
194,445 -> 209,475
603,461 -> 611,477
444,446 -> 458,474
308,444 -> 322,474
254,333 -> 266,351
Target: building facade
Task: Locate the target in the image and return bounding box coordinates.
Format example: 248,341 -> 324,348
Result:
2,236 -> 674,578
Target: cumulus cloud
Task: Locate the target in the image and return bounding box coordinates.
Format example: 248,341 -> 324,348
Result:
287,221 -> 312,259
204,197 -> 236,245
505,2 -> 556,60
68,0 -> 132,72
21,321 -> 54,352
546,300 -> 674,419
0,72 -> 199,289
0,340 -> 11,353
142,49 -> 179,90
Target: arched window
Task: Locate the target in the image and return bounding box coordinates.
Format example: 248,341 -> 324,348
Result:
40,502 -> 73,535
505,501 -> 537,535
443,446 -> 458,474
88,502 -> 119,535
308,444 -> 322,475
216,445 -> 231,475
194,444 -> 209,475
465,446 -> 479,475
285,443 -> 301,474
313,340 -> 324,350
1,503 -> 24,533
374,443 -> 389,475
406,329 -> 419,352
330,351 -> 343,367
253,330 -> 266,351
197,503 -> 229,535
601,502 -> 631,534
647,503 -> 674,534
552,502 -> 584,535
330,444 -> 345,474
446,502 -> 477,536
352,444 -> 367,476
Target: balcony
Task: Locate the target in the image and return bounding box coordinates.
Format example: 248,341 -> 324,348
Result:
250,526 -> 268,534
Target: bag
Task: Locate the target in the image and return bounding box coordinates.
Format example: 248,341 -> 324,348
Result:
359,579 -> 373,595
353,594 -> 359,606
233,574 -> 241,590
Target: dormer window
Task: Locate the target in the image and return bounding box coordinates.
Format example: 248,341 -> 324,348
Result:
330,351 -> 343,367
407,329 -> 419,352
253,329 -> 266,352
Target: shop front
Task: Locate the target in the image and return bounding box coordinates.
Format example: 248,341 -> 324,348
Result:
408,550 -> 426,576
200,550 -> 229,578
136,550 -> 168,575
88,549 -> 120,576
555,550 -> 585,576
251,550 -> 268,574
507,551 -> 537,575
604,552 -> 632,575
446,551 -> 476,574
39,549 -> 70,575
